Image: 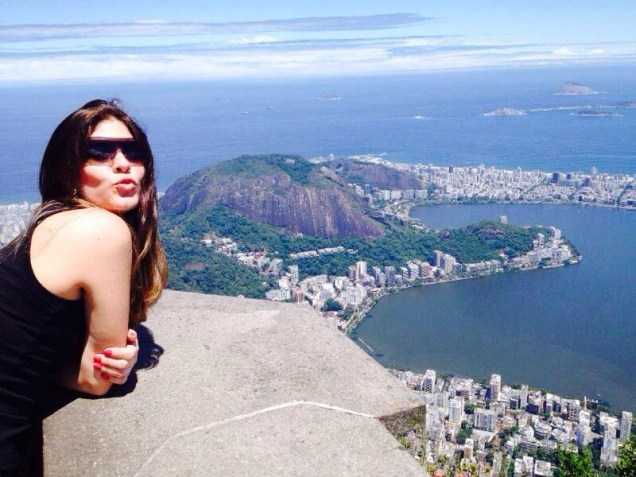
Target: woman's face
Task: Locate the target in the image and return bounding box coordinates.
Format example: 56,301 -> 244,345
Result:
79,117 -> 146,214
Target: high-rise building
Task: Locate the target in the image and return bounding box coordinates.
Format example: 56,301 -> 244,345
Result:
384,266 -> 396,286
490,374 -> 501,402
448,397 -> 464,424
408,262 -> 419,280
520,384 -> 529,409
441,254 -> 456,274
419,262 -> 433,278
567,402 -> 582,422
620,411 -> 633,443
577,424 -> 592,447
355,260 -> 367,280
549,226 -> 562,240
433,250 -> 443,268
435,391 -> 449,410
421,369 -> 436,393
474,409 -> 497,432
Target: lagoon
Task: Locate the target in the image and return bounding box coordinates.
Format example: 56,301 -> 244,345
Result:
353,203 -> 636,412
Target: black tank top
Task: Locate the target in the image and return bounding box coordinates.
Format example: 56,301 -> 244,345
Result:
0,233 -> 86,472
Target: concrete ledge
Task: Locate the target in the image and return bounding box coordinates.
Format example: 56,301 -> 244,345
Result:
44,290 -> 426,476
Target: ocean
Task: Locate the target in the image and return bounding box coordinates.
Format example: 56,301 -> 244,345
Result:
1,65 -> 635,410
1,65 -> 635,203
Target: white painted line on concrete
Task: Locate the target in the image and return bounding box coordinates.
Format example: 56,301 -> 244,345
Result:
133,400 -> 375,476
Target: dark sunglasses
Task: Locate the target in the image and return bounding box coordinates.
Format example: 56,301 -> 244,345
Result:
86,139 -> 141,162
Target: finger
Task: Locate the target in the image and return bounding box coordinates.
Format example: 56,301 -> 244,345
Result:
94,356 -> 129,371
96,364 -> 128,382
99,371 -> 127,385
102,345 -> 137,361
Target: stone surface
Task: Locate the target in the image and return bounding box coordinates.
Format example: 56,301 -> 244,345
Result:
44,290 -> 426,476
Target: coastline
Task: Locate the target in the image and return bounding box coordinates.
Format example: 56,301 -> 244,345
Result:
344,259 -> 578,336
342,201 -> 581,336
346,201 -> 635,418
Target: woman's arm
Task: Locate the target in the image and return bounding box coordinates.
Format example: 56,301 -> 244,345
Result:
50,210 -> 135,395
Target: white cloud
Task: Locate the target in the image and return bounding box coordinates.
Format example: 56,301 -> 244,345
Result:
401,38 -> 440,47
1,15 -> 635,84
231,35 -> 280,45
552,47 -> 576,57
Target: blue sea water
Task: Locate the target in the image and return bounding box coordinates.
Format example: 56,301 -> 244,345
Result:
1,65 -> 635,203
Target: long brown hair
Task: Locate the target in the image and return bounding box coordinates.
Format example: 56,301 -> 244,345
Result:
8,99 -> 167,326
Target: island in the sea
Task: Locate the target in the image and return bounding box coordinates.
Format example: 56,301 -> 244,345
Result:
571,110 -> 622,118
556,81 -> 600,96
483,107 -> 526,117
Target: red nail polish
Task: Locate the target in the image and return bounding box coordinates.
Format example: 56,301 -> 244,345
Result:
93,355 -> 102,363
93,362 -> 102,370
104,349 -> 113,358
101,373 -> 110,380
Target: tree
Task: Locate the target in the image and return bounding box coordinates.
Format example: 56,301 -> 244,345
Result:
616,435 -> 636,477
322,298 -> 343,312
555,446 -> 595,477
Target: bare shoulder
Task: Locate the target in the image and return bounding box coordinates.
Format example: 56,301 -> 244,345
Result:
61,208 -> 132,253
34,208 -> 132,258
30,208 -> 133,300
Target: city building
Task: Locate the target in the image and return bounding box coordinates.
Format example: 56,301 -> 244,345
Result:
355,260 -> 367,280
520,384 -> 528,409
474,409 -> 496,432
448,397 -> 464,424
566,401 -> 581,422
463,438 -> 474,459
620,411 -> 632,443
421,369 -> 436,393
490,374 -> 501,402
384,266 -> 396,286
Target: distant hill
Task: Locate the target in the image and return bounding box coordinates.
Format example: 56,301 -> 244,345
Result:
159,154 -> 547,297
160,154 -> 384,239
323,158 -> 424,190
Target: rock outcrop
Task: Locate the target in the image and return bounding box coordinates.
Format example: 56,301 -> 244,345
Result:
160,154 -> 385,239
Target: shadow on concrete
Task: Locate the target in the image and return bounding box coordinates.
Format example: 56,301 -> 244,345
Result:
107,324 -> 165,398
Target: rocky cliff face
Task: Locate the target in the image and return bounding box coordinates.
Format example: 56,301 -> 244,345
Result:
160,155 -> 385,239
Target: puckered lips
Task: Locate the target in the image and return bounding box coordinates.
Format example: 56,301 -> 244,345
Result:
115,177 -> 138,195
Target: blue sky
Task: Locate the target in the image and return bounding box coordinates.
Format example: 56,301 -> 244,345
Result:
1,0 -> 635,83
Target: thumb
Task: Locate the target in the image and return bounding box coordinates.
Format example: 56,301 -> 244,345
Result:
127,329 -> 138,344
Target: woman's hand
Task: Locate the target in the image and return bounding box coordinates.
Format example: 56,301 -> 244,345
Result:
92,329 -> 139,384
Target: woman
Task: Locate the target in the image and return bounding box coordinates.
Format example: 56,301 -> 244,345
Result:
0,99 -> 168,474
